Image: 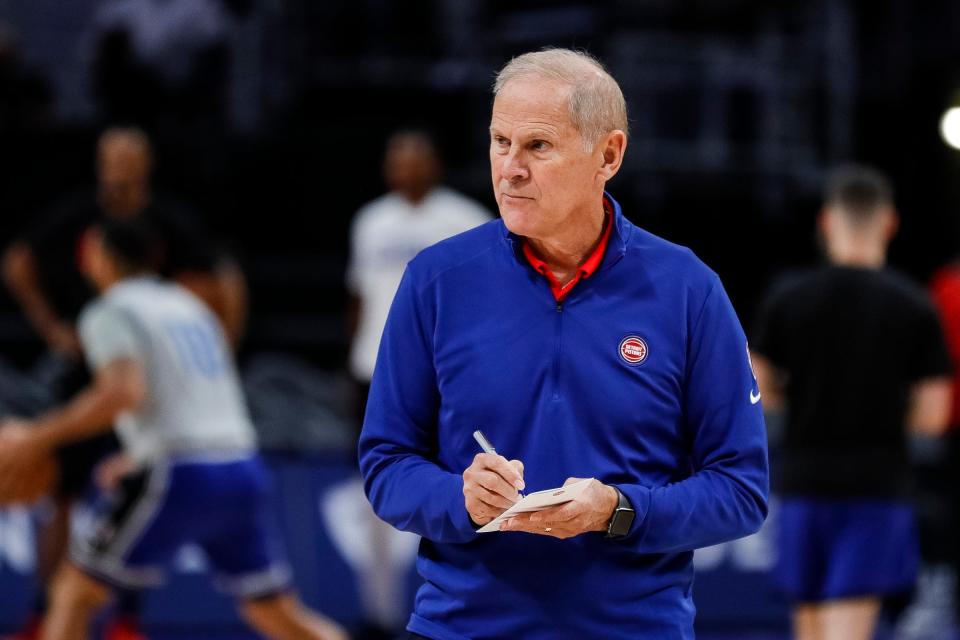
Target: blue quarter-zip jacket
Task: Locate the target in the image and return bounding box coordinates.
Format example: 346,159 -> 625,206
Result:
358,194 -> 769,640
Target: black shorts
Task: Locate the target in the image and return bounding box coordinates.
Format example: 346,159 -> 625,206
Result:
55,432 -> 120,498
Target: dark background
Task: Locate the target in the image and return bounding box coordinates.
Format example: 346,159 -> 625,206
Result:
2,0 -> 960,368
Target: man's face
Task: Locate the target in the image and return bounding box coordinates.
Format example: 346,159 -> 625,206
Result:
490,78 -> 602,240
384,136 -> 440,202
97,141 -> 151,218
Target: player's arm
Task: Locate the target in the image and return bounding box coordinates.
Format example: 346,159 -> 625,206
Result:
750,351 -> 786,411
176,257 -> 248,349
0,358 -> 144,489
28,358 -> 145,451
907,377 -> 952,436
2,240 -> 80,355
1,358 -> 144,453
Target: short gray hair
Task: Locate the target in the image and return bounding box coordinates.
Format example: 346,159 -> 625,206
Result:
493,48 -> 628,149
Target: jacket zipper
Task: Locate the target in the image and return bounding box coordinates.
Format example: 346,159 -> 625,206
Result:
553,299 -> 563,399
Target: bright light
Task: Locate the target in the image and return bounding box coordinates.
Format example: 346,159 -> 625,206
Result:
940,107 -> 960,150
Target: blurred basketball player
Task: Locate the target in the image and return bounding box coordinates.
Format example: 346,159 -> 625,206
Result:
0,217 -> 346,640
752,166 -> 952,640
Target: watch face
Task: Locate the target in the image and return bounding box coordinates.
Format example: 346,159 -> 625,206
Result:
611,508 -> 635,537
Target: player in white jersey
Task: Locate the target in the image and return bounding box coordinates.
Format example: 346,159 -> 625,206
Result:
0,218 -> 347,640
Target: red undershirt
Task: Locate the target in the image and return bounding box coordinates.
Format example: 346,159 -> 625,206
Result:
522,199 -> 614,303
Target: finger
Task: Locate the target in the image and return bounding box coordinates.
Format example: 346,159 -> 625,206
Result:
508,459 -> 524,479
467,504 -> 496,526
527,503 -> 576,523
563,477 -> 583,486
474,470 -> 521,503
476,454 -> 525,491
467,500 -> 506,523
466,483 -> 516,510
502,518 -> 577,538
541,501 -> 582,523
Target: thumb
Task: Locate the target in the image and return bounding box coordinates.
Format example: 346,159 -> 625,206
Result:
563,477 -> 583,487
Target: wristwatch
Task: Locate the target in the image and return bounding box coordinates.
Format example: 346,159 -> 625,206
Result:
605,487 -> 636,538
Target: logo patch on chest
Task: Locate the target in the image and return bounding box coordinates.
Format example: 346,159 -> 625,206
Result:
618,335 -> 649,365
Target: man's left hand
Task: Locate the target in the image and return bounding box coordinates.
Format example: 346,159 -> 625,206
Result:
499,477 -> 619,539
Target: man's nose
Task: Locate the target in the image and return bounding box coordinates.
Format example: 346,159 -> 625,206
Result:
500,149 -> 529,183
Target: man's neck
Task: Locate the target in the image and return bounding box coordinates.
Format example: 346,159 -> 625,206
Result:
399,186 -> 434,206
526,203 -> 606,285
827,239 -> 886,269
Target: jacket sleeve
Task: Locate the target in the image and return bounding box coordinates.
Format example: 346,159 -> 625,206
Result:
614,277 -> 769,553
357,267 -> 478,543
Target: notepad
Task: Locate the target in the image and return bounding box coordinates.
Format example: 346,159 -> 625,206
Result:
476,477 -> 595,533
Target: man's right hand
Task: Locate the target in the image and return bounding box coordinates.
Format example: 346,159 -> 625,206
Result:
463,453 -> 525,525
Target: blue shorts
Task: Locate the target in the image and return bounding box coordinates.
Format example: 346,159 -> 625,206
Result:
776,497 -> 919,602
71,454 -> 291,599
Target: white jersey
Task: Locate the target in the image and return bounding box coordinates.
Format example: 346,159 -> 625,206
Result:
346,186 -> 491,381
78,276 -> 256,464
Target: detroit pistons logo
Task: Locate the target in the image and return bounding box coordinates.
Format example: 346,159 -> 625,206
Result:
619,336 -> 649,365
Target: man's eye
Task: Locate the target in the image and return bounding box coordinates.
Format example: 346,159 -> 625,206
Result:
494,136 -> 509,146
531,140 -> 549,151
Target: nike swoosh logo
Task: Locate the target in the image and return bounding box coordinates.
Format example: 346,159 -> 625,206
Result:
749,389 -> 762,405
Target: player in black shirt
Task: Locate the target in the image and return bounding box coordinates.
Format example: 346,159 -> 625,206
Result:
752,166 -> 952,640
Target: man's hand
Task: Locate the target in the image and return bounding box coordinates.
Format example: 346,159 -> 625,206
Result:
500,477 -> 619,539
463,453 -> 525,526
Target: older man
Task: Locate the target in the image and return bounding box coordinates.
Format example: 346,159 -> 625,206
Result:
358,48 -> 768,640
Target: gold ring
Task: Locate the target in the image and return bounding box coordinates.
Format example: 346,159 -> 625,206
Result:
544,527 -> 552,532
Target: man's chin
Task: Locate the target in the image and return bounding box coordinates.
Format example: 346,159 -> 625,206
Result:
499,209 -> 537,237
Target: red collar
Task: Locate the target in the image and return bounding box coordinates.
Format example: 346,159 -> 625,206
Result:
522,199 -> 614,303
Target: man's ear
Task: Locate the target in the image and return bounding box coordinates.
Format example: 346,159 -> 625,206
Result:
882,207 -> 900,241
597,130 -> 627,181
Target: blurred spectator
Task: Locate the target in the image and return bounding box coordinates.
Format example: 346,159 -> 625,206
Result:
0,23 -> 52,133
0,126 -> 246,640
3,126 -> 247,350
751,166 -> 953,640
346,129 -> 491,432
91,0 -> 232,132
343,129 -> 490,636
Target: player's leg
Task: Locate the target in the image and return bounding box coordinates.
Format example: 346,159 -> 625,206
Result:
59,464 -> 171,639
9,433 -> 121,639
778,499 -> 828,640
792,603 -> 823,640
818,597 -> 881,640
40,562 -> 113,640
199,456 -> 348,640
239,592 -> 348,640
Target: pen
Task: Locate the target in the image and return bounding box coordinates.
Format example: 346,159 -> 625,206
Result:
473,429 -> 524,496
473,429 -> 497,455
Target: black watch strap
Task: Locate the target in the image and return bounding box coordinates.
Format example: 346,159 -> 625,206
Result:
605,487 -> 636,538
